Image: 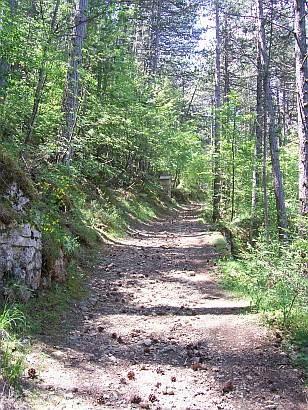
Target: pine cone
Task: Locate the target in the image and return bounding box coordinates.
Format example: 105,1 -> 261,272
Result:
28,368 -> 36,378
127,370 -> 135,380
149,393 -> 157,402
130,394 -> 141,404
171,376 -> 176,382
222,381 -> 234,393
97,395 -> 105,404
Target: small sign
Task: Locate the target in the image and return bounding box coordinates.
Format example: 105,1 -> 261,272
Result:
159,174 -> 172,197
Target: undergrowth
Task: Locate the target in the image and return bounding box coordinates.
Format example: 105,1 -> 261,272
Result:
0,151 -> 185,393
0,302 -> 28,389
201,205 -> 308,374
0,263 -> 89,392
218,239 -> 308,373
21,262 -> 89,337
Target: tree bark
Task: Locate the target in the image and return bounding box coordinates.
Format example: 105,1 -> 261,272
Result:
59,0 -> 89,165
24,0 -> 60,146
0,0 -> 15,100
258,0 -> 288,242
294,0 -> 308,223
212,0 -> 221,223
250,45 -> 263,238
231,114 -> 236,222
152,0 -> 161,75
263,104 -> 269,244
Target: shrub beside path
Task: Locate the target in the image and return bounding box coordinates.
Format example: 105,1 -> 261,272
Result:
19,204 -> 308,409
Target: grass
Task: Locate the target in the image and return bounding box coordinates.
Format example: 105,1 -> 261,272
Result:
210,231 -> 230,255
0,302 -> 28,389
218,254 -> 308,373
0,262 -> 90,394
22,263 -> 89,337
200,205 -> 308,374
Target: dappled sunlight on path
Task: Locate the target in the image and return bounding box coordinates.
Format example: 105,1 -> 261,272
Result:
24,204 -> 307,410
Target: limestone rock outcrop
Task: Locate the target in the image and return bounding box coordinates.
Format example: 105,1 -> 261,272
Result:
0,151 -> 41,300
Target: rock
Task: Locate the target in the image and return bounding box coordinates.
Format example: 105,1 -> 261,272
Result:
79,303 -> 88,312
84,353 -> 95,361
187,271 -> 196,276
53,350 -> 65,357
108,355 -> 117,363
161,346 -> 176,354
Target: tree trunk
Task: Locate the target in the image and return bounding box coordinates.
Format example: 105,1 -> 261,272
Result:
212,0 -> 221,223
263,105 -> 269,244
0,0 -> 15,100
258,0 -> 288,242
223,11 -> 230,102
59,0 -> 89,165
294,0 -> 308,224
250,45 -> 263,239
24,0 -> 60,146
152,0 -> 161,75
231,114 -> 236,222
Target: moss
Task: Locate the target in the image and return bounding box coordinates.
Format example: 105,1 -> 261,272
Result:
0,149 -> 36,200
0,198 -> 19,225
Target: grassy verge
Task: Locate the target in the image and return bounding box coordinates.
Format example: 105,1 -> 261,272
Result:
218,245 -> 308,374
201,205 -> 308,375
0,303 -> 28,390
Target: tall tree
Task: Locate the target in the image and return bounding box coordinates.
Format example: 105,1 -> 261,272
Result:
212,0 -> 221,222
24,0 -> 61,146
0,0 -> 15,101
250,41 -> 263,239
257,0 -> 288,242
294,0 -> 308,223
58,0 -> 89,165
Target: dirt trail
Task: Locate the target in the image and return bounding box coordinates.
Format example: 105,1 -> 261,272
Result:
21,204 -> 307,409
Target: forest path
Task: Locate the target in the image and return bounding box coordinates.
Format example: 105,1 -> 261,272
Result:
23,204 -> 307,410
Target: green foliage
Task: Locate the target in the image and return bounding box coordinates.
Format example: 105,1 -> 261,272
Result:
218,240 -> 308,370
0,0 -> 305,381
22,263 -> 88,336
0,345 -> 25,389
0,147 -> 36,199
0,303 -> 26,341
0,0 -> 204,194
0,303 -> 27,388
